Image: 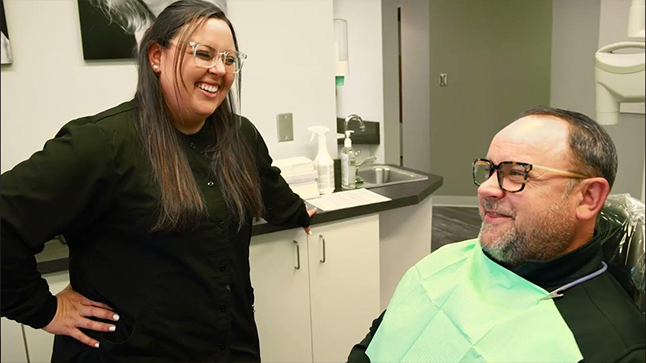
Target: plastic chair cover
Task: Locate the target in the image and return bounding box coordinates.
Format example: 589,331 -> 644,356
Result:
596,194 -> 645,314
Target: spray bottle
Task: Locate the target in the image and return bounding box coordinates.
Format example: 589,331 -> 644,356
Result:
308,126 -> 335,195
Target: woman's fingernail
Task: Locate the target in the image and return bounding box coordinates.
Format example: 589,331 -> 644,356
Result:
307,230 -> 312,235
94,342 -> 100,348
113,314 -> 120,321
109,325 -> 116,331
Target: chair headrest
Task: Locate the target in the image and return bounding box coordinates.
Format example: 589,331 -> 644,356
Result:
596,194 -> 645,313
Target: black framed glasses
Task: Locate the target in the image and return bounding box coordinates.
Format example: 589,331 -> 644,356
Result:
187,41 -> 247,74
472,158 -> 589,193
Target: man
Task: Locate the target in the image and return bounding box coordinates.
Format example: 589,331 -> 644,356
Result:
348,106 -> 645,363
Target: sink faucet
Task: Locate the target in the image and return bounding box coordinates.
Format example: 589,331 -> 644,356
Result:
355,156 -> 376,185
357,156 -> 376,168
344,114 -> 366,133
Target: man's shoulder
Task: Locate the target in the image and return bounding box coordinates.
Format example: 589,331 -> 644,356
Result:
556,273 -> 645,363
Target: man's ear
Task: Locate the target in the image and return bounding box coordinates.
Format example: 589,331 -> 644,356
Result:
575,177 -> 610,221
148,43 -> 162,73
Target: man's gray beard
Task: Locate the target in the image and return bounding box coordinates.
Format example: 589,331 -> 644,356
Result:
479,200 -> 577,268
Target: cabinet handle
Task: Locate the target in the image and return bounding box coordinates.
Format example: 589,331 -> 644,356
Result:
294,240 -> 301,270
320,235 -> 326,263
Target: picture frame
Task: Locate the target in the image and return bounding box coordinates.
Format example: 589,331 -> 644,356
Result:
77,0 -> 227,60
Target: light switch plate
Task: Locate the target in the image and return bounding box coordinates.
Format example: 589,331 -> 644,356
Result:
277,113 -> 294,142
440,73 -> 448,87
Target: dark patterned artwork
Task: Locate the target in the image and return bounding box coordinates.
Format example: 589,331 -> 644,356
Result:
1,0 -> 12,65
77,0 -> 227,60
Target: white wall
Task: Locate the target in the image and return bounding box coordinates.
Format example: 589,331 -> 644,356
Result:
1,0 -> 337,173
0,0 -> 138,173
400,0 -> 430,173
333,0 -> 385,163
228,0 -> 337,161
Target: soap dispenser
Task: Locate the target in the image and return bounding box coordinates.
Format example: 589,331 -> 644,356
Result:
341,130 -> 356,190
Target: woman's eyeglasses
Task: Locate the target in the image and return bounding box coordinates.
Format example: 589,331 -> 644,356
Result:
187,41 -> 247,74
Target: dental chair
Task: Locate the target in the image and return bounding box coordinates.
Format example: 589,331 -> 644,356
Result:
596,194 -> 645,315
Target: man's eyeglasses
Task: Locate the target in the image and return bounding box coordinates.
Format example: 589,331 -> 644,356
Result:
187,41 -> 247,74
472,158 -> 589,193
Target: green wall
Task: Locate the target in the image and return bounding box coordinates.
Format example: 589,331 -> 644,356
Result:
429,0 -> 553,197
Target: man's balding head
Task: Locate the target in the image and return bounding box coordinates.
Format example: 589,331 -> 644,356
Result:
520,106 -> 617,189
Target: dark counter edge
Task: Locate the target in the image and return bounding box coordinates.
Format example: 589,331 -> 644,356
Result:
36,168 -> 443,274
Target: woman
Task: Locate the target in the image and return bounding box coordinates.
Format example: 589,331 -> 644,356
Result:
1,0 -> 314,361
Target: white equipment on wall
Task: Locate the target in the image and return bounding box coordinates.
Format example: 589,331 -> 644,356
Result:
594,0 -> 645,203
595,0 -> 645,126
595,41 -> 644,125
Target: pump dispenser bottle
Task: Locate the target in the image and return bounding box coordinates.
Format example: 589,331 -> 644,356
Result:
308,126 -> 335,195
341,130 -> 356,190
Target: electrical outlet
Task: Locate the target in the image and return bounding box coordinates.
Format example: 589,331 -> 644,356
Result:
277,113 -> 294,142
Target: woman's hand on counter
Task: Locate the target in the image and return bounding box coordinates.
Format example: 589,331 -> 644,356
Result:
304,208 -> 317,235
43,284 -> 120,348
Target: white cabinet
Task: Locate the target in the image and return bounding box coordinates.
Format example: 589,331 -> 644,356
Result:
22,271 -> 69,363
249,228 -> 313,363
1,317 -> 28,363
309,216 -> 380,363
250,214 -> 381,363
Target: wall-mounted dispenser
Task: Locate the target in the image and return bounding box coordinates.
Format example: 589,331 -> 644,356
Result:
334,18 -> 349,86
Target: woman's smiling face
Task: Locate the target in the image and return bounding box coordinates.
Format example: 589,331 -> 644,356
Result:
150,17 -> 235,134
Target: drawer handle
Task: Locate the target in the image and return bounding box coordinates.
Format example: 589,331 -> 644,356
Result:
320,235 -> 326,263
294,240 -> 300,270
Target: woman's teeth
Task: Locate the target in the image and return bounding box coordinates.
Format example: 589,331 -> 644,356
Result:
197,83 -> 219,93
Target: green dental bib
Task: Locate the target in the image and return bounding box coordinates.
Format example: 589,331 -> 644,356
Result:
365,239 -> 583,362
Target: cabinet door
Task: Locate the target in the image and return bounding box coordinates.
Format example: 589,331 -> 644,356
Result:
23,271 -> 69,363
250,228 -> 313,363
1,317 -> 28,363
308,215 -> 381,363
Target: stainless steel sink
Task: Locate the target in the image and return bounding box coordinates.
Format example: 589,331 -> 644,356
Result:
356,164 -> 428,188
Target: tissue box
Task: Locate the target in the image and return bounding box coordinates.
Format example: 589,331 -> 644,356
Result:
273,157 -> 320,199
272,157 -> 315,175
289,180 -> 320,200
282,170 -> 318,185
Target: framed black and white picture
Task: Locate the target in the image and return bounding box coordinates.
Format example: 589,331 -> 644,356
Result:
78,0 -> 227,60
1,0 -> 12,65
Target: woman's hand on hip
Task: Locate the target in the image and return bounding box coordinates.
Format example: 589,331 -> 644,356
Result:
42,284 -> 119,348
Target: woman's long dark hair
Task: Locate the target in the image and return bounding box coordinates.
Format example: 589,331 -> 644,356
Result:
135,0 -> 263,231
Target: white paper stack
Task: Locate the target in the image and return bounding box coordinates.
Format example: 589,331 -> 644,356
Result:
272,157 -> 320,200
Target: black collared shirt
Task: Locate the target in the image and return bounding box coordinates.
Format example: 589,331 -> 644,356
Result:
1,99 -> 310,362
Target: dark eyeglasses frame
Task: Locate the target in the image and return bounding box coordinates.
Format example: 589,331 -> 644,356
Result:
472,158 -> 590,193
